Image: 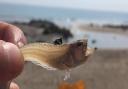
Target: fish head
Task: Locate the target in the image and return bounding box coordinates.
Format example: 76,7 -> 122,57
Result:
71,40 -> 87,60
61,39 -> 94,69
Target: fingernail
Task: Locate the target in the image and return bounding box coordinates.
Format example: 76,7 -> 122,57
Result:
17,42 -> 24,48
10,82 -> 20,89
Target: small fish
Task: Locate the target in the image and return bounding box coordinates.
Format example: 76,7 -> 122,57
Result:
20,40 -> 94,70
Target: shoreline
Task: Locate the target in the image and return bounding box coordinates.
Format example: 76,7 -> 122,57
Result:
10,19 -> 128,36
9,19 -> 128,49
72,22 -> 128,36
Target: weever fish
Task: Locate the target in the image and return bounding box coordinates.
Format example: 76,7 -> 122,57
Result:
20,39 -> 94,70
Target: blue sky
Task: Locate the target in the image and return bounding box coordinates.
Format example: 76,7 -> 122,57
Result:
0,0 -> 128,12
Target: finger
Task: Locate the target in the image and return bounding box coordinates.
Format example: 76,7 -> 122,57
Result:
10,82 -> 20,89
0,40 -> 24,82
0,21 -> 27,47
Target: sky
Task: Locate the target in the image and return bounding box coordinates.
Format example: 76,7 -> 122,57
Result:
0,0 -> 128,13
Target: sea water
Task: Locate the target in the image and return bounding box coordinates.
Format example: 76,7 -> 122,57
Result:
69,28 -> 128,49
63,70 -> 71,81
1,3 -> 128,24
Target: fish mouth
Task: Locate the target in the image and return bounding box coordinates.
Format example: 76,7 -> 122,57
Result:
85,47 -> 95,57
78,39 -> 93,57
80,39 -> 95,57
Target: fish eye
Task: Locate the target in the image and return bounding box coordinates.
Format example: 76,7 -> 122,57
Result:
76,42 -> 83,46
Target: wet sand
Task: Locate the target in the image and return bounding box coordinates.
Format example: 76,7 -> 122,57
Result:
15,49 -> 128,89
76,23 -> 128,36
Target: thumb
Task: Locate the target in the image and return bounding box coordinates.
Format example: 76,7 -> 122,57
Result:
0,40 -> 24,82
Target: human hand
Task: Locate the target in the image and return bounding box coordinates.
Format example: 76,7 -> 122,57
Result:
0,21 -> 27,89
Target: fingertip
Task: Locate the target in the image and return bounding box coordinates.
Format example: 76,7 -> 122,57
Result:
0,22 -> 27,47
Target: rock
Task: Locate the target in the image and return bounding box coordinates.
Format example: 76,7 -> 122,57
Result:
28,19 -> 73,40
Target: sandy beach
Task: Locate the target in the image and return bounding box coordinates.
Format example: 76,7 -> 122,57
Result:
15,49 -> 128,89
9,20 -> 128,89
